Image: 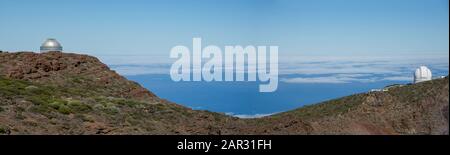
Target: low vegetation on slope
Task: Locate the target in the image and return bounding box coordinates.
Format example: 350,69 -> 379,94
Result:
0,75 -> 239,134
1,51 -> 448,135
244,77 -> 449,135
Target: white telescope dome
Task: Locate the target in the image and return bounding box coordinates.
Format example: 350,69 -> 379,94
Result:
40,38 -> 63,52
414,66 -> 432,83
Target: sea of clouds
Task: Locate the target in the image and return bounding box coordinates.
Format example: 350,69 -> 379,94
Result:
96,54 -> 449,118
99,54 -> 449,84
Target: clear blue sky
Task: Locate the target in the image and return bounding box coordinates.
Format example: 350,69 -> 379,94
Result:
0,0 -> 448,56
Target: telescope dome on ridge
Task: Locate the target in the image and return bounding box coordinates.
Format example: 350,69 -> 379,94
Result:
40,38 -> 63,52
414,66 -> 432,83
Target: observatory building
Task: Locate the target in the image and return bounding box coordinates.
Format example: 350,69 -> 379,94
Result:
414,66 -> 432,83
40,38 -> 63,52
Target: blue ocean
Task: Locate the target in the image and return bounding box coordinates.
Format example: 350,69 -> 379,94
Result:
103,54 -> 449,118
126,74 -> 412,117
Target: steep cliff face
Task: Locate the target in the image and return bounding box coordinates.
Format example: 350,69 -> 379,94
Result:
0,51 -> 448,135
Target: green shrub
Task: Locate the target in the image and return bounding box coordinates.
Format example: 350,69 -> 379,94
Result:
15,112 -> 25,120
115,99 -> 141,107
93,104 -> 105,110
68,100 -> 92,113
28,95 -> 51,105
29,105 -> 52,115
79,114 -> 95,122
92,102 -> 119,115
0,126 -> 10,134
57,105 -> 72,114
104,105 -> 119,115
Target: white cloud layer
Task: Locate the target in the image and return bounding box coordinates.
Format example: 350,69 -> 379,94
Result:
225,112 -> 276,118
382,76 -> 413,81
103,54 -> 449,83
281,76 -> 376,84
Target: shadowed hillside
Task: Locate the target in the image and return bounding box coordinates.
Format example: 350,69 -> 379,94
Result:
1,51 -> 448,135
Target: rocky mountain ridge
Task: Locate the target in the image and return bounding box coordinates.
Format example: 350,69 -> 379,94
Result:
0,51 -> 448,135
